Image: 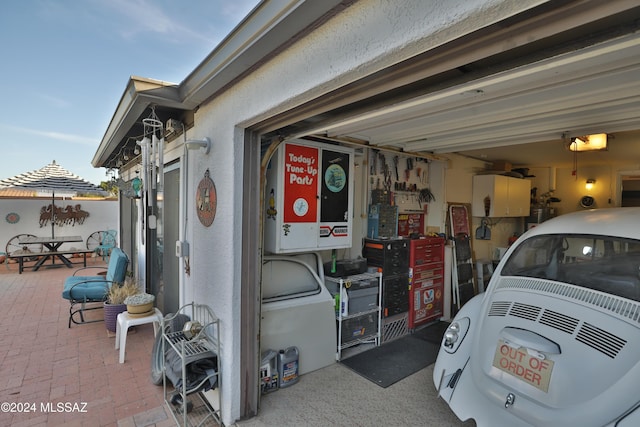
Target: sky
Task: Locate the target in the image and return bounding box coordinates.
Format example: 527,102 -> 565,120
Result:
0,0 -> 261,185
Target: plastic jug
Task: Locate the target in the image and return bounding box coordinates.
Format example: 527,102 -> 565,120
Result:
340,286 -> 349,317
260,350 -> 279,393
277,346 -> 300,388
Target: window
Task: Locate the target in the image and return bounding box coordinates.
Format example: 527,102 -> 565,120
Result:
501,234 -> 640,302
261,253 -> 322,302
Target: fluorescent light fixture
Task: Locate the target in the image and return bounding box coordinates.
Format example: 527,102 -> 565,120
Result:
569,133 -> 608,152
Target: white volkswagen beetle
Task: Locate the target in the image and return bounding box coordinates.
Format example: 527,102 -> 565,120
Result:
433,208 -> 640,427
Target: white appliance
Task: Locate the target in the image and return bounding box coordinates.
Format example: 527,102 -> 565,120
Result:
261,252 -> 336,375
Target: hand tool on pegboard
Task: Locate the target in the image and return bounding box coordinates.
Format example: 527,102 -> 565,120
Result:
393,155 -> 399,181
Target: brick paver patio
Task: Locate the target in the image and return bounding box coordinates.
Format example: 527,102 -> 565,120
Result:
0,259 -> 175,427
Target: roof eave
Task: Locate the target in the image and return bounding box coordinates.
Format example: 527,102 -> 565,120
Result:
179,0 -> 351,106
92,77 -> 184,168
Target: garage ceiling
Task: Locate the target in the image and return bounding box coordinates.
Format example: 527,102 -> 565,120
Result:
304,32 -> 640,169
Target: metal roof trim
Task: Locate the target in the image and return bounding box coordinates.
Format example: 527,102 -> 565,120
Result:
92,77 -> 183,167
179,0 -> 350,106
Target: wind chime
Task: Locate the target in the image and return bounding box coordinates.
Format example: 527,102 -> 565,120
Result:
136,108 -> 165,244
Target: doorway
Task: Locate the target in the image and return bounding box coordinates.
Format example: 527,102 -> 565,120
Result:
619,171 -> 640,207
162,162 -> 181,314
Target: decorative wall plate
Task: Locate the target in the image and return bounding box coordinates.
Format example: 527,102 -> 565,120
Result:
196,169 -> 217,227
580,195 -> 595,208
6,212 -> 19,224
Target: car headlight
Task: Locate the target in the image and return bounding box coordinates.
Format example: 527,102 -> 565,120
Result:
443,322 -> 461,347
443,317 -> 470,353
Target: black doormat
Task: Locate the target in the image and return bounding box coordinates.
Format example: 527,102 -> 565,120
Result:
411,320 -> 450,345
340,334 -> 440,388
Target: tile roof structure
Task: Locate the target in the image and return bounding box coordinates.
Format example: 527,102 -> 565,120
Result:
0,160 -> 107,197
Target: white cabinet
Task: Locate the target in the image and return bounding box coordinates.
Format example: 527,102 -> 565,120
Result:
472,175 -> 531,217
265,139 -> 354,253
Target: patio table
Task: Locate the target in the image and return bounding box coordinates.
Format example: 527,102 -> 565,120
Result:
17,235 -> 84,271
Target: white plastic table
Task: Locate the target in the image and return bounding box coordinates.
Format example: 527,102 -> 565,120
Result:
115,307 -> 163,363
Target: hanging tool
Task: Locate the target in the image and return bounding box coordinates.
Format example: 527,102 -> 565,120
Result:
382,164 -> 391,191
418,188 -> 435,204
384,174 -> 392,192
379,152 -> 386,171
475,218 -> 492,240
371,149 -> 379,175
393,156 -> 399,181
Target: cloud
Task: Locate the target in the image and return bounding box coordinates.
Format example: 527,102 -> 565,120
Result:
0,123 -> 97,146
102,0 -> 216,44
38,93 -> 72,109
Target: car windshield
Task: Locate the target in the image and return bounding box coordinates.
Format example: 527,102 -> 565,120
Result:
501,234 -> 640,302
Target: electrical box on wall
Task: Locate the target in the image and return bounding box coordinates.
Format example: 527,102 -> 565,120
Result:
175,240 -> 189,257
264,139 -> 355,254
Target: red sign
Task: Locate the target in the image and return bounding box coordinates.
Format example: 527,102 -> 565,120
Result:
283,144 -> 319,223
398,213 -> 423,236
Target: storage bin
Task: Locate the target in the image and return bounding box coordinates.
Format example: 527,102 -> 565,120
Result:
367,204 -> 398,238
363,237 -> 409,276
382,274 -> 409,317
346,286 -> 378,314
323,258 -> 368,278
340,313 -> 378,345
324,277 -> 378,294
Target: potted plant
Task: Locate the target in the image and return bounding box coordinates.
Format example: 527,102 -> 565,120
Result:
104,277 -> 140,333
124,292 -> 155,316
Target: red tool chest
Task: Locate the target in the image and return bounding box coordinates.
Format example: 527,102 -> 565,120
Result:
408,237 -> 445,330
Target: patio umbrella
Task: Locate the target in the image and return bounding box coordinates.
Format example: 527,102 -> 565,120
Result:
0,160 -> 107,238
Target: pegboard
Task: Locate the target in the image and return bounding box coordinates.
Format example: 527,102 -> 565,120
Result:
367,149 -> 432,213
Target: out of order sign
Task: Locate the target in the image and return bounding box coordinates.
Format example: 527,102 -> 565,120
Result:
492,340 -> 554,392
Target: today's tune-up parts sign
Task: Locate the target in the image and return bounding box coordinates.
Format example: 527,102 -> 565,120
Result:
264,140 -> 354,253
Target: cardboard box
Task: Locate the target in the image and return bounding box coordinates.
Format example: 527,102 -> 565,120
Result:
491,160 -> 512,171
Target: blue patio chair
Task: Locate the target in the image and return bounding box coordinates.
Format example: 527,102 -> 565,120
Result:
95,230 -> 117,261
62,247 -> 129,327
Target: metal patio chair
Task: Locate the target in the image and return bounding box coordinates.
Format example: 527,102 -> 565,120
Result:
95,230 -> 117,261
61,247 -> 129,327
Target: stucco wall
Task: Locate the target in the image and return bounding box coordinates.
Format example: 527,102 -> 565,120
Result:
181,0 -> 549,423
0,198 -> 118,254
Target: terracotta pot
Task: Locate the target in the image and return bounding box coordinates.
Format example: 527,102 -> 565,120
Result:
104,302 -> 127,333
